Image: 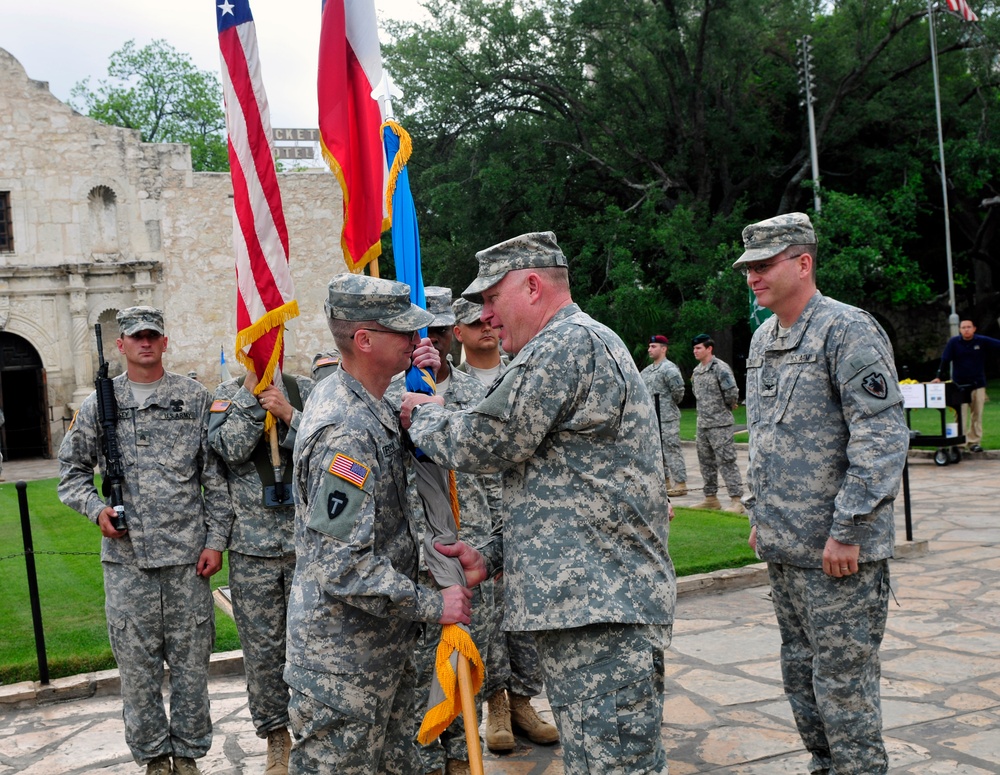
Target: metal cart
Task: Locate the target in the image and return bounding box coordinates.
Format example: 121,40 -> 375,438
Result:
906,381 -> 966,466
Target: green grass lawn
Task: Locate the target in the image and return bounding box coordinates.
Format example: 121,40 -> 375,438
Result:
669,507 -> 756,576
0,477 -> 240,684
678,379 -> 1000,450
2,478 -> 756,684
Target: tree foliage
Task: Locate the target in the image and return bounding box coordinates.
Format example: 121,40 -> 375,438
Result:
71,39 -> 228,172
383,0 -> 1000,363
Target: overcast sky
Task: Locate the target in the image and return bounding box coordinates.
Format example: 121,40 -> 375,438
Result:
2,0 -> 426,129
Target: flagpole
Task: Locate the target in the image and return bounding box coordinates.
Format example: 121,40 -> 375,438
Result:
928,0 -> 960,338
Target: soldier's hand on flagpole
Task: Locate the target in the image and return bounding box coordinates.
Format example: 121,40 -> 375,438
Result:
243,368 -> 258,393
412,337 -> 441,374
439,584 -> 473,624
400,393 -> 445,429
436,540 -> 488,588
258,385 -> 293,424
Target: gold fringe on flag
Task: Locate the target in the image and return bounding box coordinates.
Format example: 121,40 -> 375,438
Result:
235,299 -> 300,432
416,623 -> 484,745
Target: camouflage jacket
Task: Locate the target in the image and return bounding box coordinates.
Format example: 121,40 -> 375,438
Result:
408,304 -> 676,631
745,292 -> 908,567
386,368 -> 501,554
58,371 -> 233,568
207,374 -> 315,556
640,358 -> 685,423
285,368 -> 444,676
691,356 -> 739,428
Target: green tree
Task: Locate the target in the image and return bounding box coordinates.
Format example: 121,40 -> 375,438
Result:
71,39 -> 228,172
383,0 -> 1000,360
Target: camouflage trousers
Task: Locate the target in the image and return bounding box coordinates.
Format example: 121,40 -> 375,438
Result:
103,561 -> 215,765
695,424 -> 743,497
658,418 -> 686,484
228,551 -> 295,736
535,623 -> 672,775
485,573 -> 545,699
769,561 -> 890,775
286,638 -> 422,775
412,573 -> 495,770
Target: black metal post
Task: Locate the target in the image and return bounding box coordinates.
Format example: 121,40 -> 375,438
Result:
16,481 -> 49,684
902,458 -> 913,542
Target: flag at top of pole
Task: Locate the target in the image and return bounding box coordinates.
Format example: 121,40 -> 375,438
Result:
217,0 -> 299,422
944,0 -> 978,22
319,0 -> 390,274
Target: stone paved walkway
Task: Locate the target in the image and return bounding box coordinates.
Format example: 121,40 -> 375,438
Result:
2,447 -> 998,773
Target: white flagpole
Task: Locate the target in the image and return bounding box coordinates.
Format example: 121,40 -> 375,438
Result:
928,0 -> 960,338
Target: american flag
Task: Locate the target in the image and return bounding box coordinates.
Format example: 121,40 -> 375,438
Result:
216,0 -> 299,412
945,0 -> 978,22
330,453 -> 370,488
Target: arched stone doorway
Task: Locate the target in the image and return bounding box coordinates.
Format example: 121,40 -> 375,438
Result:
0,333 -> 50,459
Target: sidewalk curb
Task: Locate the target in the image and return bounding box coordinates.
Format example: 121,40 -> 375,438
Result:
1,541 -> 930,711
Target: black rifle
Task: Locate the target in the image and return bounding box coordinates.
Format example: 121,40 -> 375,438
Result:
94,325 -> 128,531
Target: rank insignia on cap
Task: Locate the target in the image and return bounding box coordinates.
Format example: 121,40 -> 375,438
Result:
210,399 -> 232,413
329,453 -> 370,488
861,372 -> 888,399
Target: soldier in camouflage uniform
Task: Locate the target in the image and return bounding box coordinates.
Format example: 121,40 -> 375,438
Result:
736,213 -> 909,775
452,296 -> 558,754
690,333 -> 745,513
401,232 -> 676,775
58,306 -> 234,775
284,275 -> 473,775
208,366 -> 316,775
382,287 -> 498,775
641,334 -> 687,497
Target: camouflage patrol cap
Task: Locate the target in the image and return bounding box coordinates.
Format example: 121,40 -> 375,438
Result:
733,212 -> 816,267
452,297 -> 483,325
324,273 -> 434,332
425,286 -> 456,327
462,231 -> 568,303
117,306 -> 165,336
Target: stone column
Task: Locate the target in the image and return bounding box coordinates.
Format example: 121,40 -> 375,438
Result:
68,273 -> 93,411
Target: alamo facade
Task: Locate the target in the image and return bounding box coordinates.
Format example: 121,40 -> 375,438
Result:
0,47 -> 351,461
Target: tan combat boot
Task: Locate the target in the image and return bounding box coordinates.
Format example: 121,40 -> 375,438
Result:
667,482 -> 688,497
171,757 -> 201,775
484,690 -> 515,752
264,726 -> 291,775
445,759 -> 471,775
145,756 -> 171,775
725,497 -> 746,515
691,494 -> 722,510
508,694 -> 559,745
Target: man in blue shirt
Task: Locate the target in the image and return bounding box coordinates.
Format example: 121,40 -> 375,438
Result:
933,319 -> 1000,452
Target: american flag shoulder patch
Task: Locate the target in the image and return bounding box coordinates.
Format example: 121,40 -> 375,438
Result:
329,453 -> 370,488
210,399 -> 232,413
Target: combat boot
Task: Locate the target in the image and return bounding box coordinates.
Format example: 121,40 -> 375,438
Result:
264,726 -> 291,775
445,759 -> 471,775
508,694 -> 559,745
725,497 -> 746,515
145,756 -> 171,775
172,757 -> 201,775
691,494 -> 722,510
484,690 -> 515,752
667,482 -> 688,497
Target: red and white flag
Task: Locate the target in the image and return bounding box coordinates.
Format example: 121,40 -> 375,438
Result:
318,0 -> 389,273
216,0 -> 299,402
945,0 -> 978,22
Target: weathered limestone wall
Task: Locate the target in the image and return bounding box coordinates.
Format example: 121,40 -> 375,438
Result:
0,48 -> 346,454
